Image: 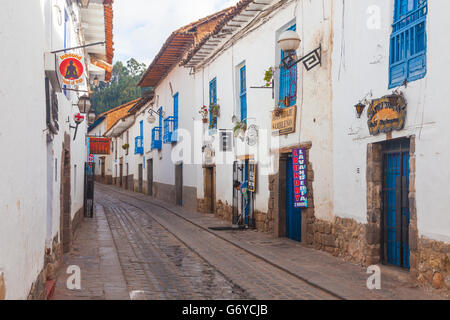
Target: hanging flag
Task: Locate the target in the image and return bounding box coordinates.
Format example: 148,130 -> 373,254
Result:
58,53 -> 85,87
292,148 -> 308,208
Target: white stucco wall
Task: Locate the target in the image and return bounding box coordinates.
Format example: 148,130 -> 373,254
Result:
0,0 -> 90,299
331,0 -> 450,242
193,0 -> 334,218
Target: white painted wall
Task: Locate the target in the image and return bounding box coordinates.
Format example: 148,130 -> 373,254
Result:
331,0 -> 450,242
193,0 -> 334,218
0,0 -> 91,299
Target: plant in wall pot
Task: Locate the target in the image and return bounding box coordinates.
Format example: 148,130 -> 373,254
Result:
233,121 -> 247,141
122,143 -> 129,150
198,105 -> 208,123
264,66 -> 273,87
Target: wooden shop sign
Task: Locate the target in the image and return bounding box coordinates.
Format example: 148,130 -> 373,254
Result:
271,105 -> 297,136
368,93 -> 407,136
89,137 -> 111,155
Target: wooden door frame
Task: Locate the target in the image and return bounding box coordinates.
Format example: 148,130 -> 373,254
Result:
203,165 -> 216,213
147,159 -> 153,196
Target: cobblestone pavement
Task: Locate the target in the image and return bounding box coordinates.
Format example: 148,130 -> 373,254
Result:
53,205 -> 129,300
95,183 -> 444,300
96,186 -> 336,300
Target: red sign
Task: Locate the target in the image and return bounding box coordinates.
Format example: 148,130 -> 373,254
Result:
88,154 -> 94,163
74,113 -> 85,124
58,53 -> 85,86
89,137 -> 111,155
292,148 -> 308,208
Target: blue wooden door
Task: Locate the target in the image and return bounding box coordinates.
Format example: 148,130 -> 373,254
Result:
286,155 -> 302,242
383,142 -> 410,268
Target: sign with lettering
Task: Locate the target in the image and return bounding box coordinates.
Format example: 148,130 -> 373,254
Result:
89,137 -> 111,155
58,53 -> 85,87
368,93 -> 407,136
248,160 -> 257,193
271,105 -> 297,136
292,148 -> 308,208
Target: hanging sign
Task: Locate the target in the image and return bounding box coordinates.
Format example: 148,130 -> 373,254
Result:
292,148 -> 308,208
89,137 -> 111,155
272,105 -> 297,136
58,53 -> 85,86
248,160 -> 257,193
368,93 -> 407,136
74,113 -> 85,124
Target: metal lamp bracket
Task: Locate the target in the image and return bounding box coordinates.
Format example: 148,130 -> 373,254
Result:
281,44 -> 322,71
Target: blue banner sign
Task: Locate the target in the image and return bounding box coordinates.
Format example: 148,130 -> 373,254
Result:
292,148 -> 308,208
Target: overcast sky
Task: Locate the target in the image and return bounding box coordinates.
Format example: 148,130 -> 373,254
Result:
113,0 -> 239,66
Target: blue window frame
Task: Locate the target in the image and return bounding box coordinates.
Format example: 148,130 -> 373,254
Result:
164,93 -> 179,143
240,66 -> 247,123
389,0 -> 427,88
279,24 -> 297,108
151,107 -> 163,150
135,120 -> 144,155
209,78 -> 217,134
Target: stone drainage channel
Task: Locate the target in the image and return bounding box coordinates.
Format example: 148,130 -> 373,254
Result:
96,184 -> 340,300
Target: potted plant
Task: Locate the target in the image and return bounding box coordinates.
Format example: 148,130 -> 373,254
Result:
122,143 -> 129,150
198,105 -> 208,123
264,66 -> 273,87
273,106 -> 283,117
233,120 -> 247,138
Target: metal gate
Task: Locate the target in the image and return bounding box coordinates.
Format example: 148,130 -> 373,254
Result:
286,154 -> 302,242
232,161 -> 254,228
382,139 -> 410,268
84,162 -> 95,218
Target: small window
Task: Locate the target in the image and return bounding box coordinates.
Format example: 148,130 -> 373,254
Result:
220,130 -> 233,152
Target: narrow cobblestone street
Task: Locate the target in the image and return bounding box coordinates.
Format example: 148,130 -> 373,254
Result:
53,183 -> 444,300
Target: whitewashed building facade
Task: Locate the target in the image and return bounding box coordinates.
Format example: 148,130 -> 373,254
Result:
0,0 -> 114,299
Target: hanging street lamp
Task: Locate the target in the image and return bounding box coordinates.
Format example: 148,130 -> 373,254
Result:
277,30 -> 322,71
77,95 -> 91,114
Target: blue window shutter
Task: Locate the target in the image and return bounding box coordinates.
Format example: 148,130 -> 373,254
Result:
173,93 -> 179,142
140,120 -> 143,137
279,24 -> 297,107
209,78 -> 217,133
240,66 -> 247,123
389,0 -> 427,88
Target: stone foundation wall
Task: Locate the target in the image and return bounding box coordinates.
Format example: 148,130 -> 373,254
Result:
72,207 -> 84,235
0,272 -> 5,300
254,210 -> 274,233
215,200 -> 233,222
412,237 -> 450,293
28,236 -> 62,300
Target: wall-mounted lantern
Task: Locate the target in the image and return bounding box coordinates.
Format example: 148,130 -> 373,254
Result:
355,102 -> 366,119
87,109 -> 96,125
77,95 -> 91,114
147,108 -> 165,119
278,30 -> 322,71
